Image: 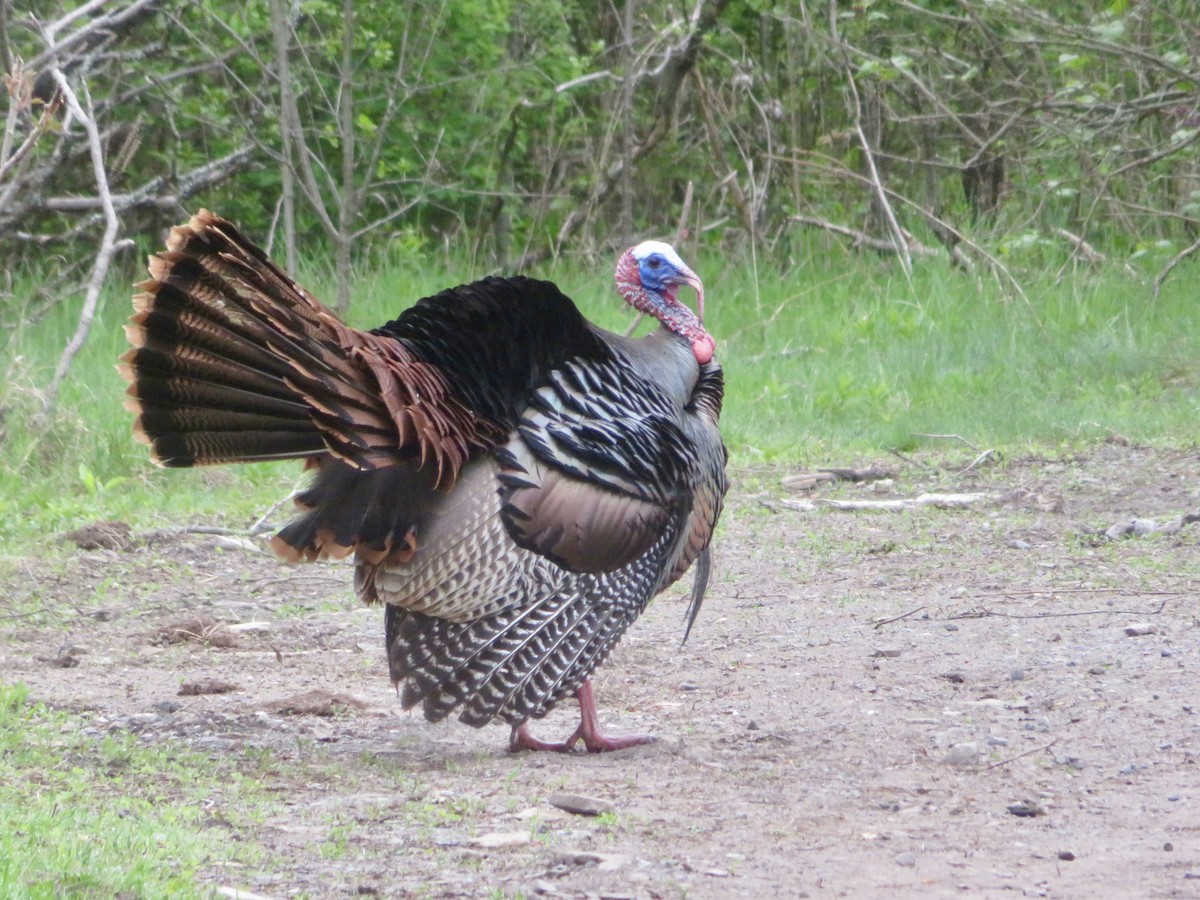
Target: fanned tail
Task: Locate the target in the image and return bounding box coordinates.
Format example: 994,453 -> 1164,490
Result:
118,209 -> 400,468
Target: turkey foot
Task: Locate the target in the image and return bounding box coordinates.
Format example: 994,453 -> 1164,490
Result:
509,679 -> 655,753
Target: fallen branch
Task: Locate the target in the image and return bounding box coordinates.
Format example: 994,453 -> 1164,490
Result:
887,448 -> 934,472
782,463 -> 895,492
1103,511 -> 1200,540
984,739 -> 1058,772
782,492 -> 994,512
911,432 -> 980,451
949,598 -> 1172,620
873,606 -> 927,630
961,448 -> 998,473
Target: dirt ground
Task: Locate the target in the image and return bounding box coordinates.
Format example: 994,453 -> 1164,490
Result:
3,441 -> 1199,899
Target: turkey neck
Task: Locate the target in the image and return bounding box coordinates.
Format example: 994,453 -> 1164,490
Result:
602,325 -> 709,404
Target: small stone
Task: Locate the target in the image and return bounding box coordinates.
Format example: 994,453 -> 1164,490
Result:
705,868 -> 731,877
1007,539 -> 1031,550
678,681 -> 700,691
226,621 -> 272,633
1168,793 -> 1181,802
1057,851 -> 1075,861
213,536 -> 263,553
1123,623 -> 1157,637
942,743 -> 980,767
555,850 -> 627,872
1165,843 -> 1174,852
1088,665 -> 1106,676
1009,668 -> 1025,682
547,793 -> 614,817
894,851 -> 918,867
1162,649 -> 1173,658
1007,802 -> 1045,818
873,648 -> 902,658
746,719 -> 759,731
987,736 -> 1009,747
943,623 -> 959,632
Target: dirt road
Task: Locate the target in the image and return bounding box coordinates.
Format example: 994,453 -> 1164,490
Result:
4,443 -> 1199,898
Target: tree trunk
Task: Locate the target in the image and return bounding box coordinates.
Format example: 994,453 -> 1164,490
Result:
269,0 -> 297,273
334,0 -> 356,313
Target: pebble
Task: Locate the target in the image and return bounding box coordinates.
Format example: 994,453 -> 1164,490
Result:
1057,851 -> 1075,861
942,743 -> 980,767
213,536 -> 263,553
547,793 -> 614,817
1123,623 -> 1157,637
987,736 -> 1009,747
1088,665 -> 1106,676
943,623 -> 959,632
1007,802 -> 1045,818
554,850 -> 627,872
1162,649 -> 1173,658
894,851 -> 918,867
873,648 -> 903,659
1007,539 -> 1031,550
1009,668 -> 1025,682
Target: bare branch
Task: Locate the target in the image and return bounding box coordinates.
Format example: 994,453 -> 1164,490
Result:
789,214 -> 938,258
28,0 -> 162,73
1152,235 -> 1200,301
42,74 -> 133,413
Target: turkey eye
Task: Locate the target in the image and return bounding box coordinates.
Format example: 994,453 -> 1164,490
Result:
647,257 -> 662,269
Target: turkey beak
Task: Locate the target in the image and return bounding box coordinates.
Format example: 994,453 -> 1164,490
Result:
675,269 -> 706,323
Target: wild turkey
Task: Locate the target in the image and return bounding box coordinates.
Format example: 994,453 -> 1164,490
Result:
119,210 -> 727,752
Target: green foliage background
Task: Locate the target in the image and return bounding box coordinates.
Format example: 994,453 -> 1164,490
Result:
4,0 -> 1198,269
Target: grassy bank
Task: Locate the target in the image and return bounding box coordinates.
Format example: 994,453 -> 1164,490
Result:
1,253 -> 1198,551
0,684 -> 264,898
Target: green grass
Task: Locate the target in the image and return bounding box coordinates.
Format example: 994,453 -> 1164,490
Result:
0,684 -> 264,898
1,252 -> 1198,552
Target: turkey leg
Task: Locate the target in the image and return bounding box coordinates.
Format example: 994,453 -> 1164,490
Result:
509,679 -> 655,753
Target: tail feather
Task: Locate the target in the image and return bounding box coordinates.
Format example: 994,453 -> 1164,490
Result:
120,210 -> 401,469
